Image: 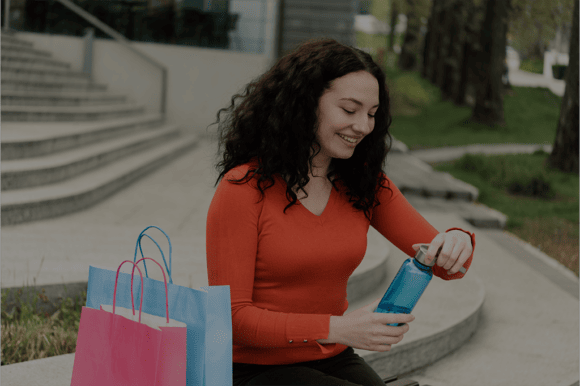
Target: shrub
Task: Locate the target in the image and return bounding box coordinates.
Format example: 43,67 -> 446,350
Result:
1,288 -> 85,365
454,153 -> 555,199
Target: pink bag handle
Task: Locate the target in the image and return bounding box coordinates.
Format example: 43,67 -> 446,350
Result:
113,260 -> 145,323
133,257 -> 170,324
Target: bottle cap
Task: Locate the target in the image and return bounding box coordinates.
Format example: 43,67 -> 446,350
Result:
415,244 -> 467,274
414,244 -> 436,267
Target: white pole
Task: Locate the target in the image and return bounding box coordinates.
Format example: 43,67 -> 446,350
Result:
3,0 -> 10,31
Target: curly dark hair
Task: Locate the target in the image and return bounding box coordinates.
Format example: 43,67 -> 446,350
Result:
213,38 -> 393,220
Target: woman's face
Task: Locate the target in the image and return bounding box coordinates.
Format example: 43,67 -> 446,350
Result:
314,71 -> 380,164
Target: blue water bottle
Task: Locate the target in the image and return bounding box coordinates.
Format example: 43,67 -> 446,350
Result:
375,244 -> 465,326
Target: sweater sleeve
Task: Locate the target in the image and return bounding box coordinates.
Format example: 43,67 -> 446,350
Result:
206,167 -> 334,352
370,175 -> 474,280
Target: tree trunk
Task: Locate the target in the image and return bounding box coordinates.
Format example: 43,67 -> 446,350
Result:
441,0 -> 464,99
470,0 -> 509,127
423,0 -> 443,82
398,0 -> 422,70
433,0 -> 454,88
421,0 -> 437,79
441,0 -> 465,100
388,0 -> 399,52
548,0 -> 579,173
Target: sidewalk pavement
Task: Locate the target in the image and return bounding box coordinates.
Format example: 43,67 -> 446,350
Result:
509,68 -> 566,97
409,143 -> 553,164
1,137 -> 578,385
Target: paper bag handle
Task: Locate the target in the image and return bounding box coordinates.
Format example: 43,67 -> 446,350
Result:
113,260 -> 144,323
134,226 -> 173,284
133,257 -> 170,324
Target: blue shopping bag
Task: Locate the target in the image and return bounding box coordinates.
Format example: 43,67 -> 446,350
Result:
86,226 -> 232,386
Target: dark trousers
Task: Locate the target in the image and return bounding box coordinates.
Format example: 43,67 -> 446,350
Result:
233,347 -> 385,385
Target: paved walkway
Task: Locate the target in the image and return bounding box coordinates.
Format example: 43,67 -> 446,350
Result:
508,68 -> 566,97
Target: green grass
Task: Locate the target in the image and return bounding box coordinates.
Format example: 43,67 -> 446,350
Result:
520,58 -> 544,74
435,152 -> 579,275
1,288 -> 85,365
384,69 -> 561,149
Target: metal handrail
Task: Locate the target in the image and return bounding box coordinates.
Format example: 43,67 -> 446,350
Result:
54,0 -> 167,117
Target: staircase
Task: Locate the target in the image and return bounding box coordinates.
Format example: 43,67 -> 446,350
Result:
1,31 -> 199,226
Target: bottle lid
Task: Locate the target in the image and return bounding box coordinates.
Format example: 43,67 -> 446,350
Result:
414,244 -> 467,274
414,244 -> 436,267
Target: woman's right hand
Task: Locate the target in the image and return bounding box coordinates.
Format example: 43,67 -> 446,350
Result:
319,297 -> 415,352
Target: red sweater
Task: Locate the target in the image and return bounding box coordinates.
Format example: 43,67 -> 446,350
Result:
206,163 -> 474,365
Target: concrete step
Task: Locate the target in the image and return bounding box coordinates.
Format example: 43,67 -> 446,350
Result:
1,133 -> 200,226
1,42 -> 53,58
1,34 -> 35,47
1,103 -> 145,122
1,53 -> 72,69
353,244 -> 485,379
1,78 -> 107,92
405,196 -> 508,229
0,237 -> 484,384
2,124 -> 182,191
387,153 -> 479,201
1,90 -> 128,106
347,227 -> 391,304
1,113 -> 165,160
1,60 -> 81,75
2,66 -> 90,83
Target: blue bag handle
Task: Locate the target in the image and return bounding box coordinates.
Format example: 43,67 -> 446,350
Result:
133,226 -> 173,284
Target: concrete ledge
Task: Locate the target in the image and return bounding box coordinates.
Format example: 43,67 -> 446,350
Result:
0,43 -> 53,57
2,66 -> 90,81
357,267 -> 485,378
2,104 -> 145,122
2,126 -> 180,190
1,79 -> 107,92
1,114 -> 164,160
1,353 -> 76,386
1,135 -> 199,225
347,227 -> 391,304
1,35 -> 35,47
404,196 -> 507,230
1,91 -> 127,107
387,153 -> 479,202
1,54 -> 71,69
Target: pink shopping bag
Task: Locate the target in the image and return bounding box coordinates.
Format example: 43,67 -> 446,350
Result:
71,259 -> 187,386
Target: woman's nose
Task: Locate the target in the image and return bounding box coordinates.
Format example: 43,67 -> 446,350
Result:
353,115 -> 373,135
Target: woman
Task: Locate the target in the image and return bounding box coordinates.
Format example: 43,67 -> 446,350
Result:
206,39 -> 475,386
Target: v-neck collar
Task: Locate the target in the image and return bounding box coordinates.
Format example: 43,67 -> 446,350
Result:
297,185 -> 336,220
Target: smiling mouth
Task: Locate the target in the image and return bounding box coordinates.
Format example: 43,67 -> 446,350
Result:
338,134 -> 358,144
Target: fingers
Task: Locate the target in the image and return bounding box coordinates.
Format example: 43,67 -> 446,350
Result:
425,231 -> 471,273
425,234 -> 445,265
448,246 -> 471,275
375,312 -> 415,325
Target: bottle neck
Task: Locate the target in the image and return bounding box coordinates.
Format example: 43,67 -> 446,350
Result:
412,258 -> 433,272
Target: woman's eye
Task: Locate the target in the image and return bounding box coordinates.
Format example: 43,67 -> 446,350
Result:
342,108 -> 355,114
368,114 -> 376,118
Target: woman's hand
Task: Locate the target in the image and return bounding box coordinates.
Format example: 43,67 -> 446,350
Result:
412,230 -> 472,275
318,298 -> 414,352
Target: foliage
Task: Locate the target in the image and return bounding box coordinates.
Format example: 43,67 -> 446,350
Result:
1,289 -> 85,365
520,58 -> 544,74
509,0 -> 575,60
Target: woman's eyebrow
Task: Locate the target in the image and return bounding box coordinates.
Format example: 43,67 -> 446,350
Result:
339,98 -> 379,108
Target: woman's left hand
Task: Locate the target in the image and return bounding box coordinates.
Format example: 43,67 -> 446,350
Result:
412,231 -> 473,275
